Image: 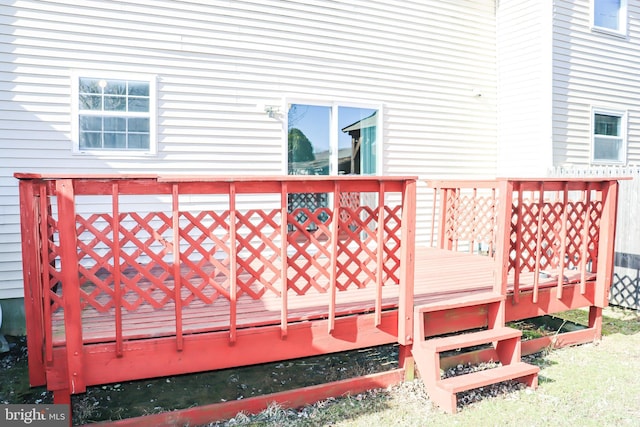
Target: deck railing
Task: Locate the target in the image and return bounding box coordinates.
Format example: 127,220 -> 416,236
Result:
427,178 -> 619,305
16,174 -> 416,392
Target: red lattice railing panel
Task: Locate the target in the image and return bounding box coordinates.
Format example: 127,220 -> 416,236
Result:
510,199 -> 602,275
235,209 -> 284,299
179,210 -> 231,305
117,212 -> 175,311
286,207 -> 333,295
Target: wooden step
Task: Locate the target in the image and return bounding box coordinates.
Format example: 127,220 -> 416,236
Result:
422,327 -> 522,352
438,361 -> 539,394
415,292 -> 503,314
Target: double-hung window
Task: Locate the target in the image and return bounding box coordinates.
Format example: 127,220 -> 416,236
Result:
593,0 -> 627,35
73,73 -> 156,154
592,109 -> 626,164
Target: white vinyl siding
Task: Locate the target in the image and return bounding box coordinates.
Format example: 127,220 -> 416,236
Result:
496,1 -> 553,177
0,0 -> 497,298
552,0 -> 640,167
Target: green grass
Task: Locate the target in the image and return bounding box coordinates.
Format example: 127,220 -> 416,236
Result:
208,306 -> 640,427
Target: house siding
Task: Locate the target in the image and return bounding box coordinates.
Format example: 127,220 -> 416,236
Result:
0,0 -> 497,299
496,0 -> 553,177
552,0 -> 640,166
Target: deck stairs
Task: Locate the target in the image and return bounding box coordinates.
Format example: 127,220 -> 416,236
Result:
412,293 -> 540,413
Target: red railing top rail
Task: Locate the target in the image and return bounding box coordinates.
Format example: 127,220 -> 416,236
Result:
15,173 -> 417,182
427,177 -> 624,189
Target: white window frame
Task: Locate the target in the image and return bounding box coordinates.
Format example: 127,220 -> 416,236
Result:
592,0 -> 628,37
591,107 -> 627,165
282,98 -> 383,176
71,71 -> 157,156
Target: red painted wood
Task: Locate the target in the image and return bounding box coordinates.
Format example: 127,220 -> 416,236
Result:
55,179 -> 86,394
398,179 -> 416,345
595,181 -> 619,307
422,327 -> 521,352
18,180 -> 47,387
328,182 -> 340,333
279,182 -> 289,338
438,362 -> 539,394
375,183 -> 385,326
87,369 -> 406,427
171,184 -> 184,351
45,311 -> 400,390
111,183 -> 124,357
505,282 -> 597,321
39,184 -> 55,365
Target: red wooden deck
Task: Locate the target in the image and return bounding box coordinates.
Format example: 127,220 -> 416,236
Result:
14,174 -> 620,423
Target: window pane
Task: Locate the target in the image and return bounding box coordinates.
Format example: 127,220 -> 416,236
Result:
287,104 -> 330,175
80,116 -> 102,131
339,107 -> 377,175
128,81 -> 149,96
128,118 -> 149,132
79,94 -> 102,110
103,80 -> 126,95
595,114 -> 620,136
80,132 -> 102,149
103,132 -> 126,149
594,0 -> 621,30
104,96 -> 126,111
128,98 -> 149,112
594,137 -> 622,161
128,134 -> 150,150
104,117 -> 126,131
79,78 -> 102,94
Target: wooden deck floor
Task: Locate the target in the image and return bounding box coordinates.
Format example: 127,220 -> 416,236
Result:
51,247 -> 594,346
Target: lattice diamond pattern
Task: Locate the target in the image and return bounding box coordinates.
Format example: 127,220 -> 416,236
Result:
445,192 -> 497,247
76,213 -> 116,312
336,205 -> 378,291
288,192 -> 328,229
287,207 -> 333,294
610,272 -> 640,310
235,209 -> 283,299
118,212 -> 174,311
46,212 -> 63,311
383,205 -> 402,285
179,210 -> 231,305
510,198 -> 603,275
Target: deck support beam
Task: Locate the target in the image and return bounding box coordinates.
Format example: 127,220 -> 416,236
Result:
56,179 -> 86,394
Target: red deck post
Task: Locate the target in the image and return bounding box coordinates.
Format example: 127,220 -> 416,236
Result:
375,182 -> 385,326
18,179 -> 47,387
39,184 -> 55,366
112,183 -> 124,357
494,179 -> 514,298
398,179 -> 416,346
56,179 -> 86,394
229,182 -> 237,344
594,180 -> 619,308
328,182 -> 340,334
280,182 -> 289,338
172,183 -> 184,351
